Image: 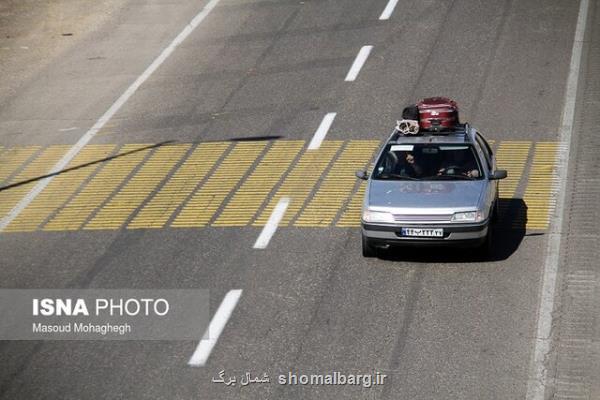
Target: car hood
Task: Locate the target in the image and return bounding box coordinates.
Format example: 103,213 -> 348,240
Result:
367,179 -> 486,213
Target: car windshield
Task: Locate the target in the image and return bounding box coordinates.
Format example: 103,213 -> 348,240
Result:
372,143 -> 483,180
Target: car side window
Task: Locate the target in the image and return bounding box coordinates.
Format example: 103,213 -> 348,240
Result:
475,132 -> 492,170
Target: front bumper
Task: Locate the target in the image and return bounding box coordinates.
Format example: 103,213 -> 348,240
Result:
361,220 -> 489,247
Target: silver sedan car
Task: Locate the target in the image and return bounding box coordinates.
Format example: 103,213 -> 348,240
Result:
356,124 -> 507,257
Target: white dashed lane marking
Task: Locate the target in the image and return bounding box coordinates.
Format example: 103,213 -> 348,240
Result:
345,45 -> 373,82
253,197 -> 290,249
379,0 -> 399,20
307,113 -> 336,150
188,289 -> 243,367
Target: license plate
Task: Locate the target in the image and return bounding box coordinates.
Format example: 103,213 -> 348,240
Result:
401,228 -> 444,237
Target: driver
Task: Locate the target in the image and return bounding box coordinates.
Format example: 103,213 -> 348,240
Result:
437,149 -> 479,178
402,152 -> 424,178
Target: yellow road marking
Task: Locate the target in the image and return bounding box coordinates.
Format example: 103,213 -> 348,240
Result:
0,140 -> 562,233
4,145 -> 116,232
336,182 -> 366,227
253,141 -> 343,227
523,142 -> 562,229
129,142 -> 230,229
43,145 -> 150,231
0,145 -> 70,217
295,140 -> 379,227
172,142 -> 266,227
496,141 -> 532,198
212,140 -> 304,227
84,145 -> 188,230
336,159 -> 376,228
0,146 -> 41,184
495,141 -> 532,228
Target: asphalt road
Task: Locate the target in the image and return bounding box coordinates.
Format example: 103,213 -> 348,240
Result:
0,0 -> 597,399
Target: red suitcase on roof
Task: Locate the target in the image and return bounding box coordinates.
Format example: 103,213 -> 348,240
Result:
417,97 -> 459,131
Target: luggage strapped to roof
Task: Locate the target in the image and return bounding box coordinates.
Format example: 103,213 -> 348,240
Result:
416,97 -> 459,132
397,97 -> 461,136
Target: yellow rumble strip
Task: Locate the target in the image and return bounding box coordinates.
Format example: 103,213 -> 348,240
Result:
253,141 -> 342,227
43,144 -> 151,231
295,140 -> 379,227
4,145 -> 115,232
129,142 -> 230,229
0,145 -> 69,218
212,140 -> 304,227
84,145 -> 189,230
522,142 -> 563,230
0,140 -> 560,233
172,142 -> 266,227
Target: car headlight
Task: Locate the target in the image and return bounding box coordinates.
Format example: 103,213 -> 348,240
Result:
362,210 -> 395,223
451,211 -> 484,222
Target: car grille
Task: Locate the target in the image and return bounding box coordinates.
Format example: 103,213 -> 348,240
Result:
393,214 -> 453,223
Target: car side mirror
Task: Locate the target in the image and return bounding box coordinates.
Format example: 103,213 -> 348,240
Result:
355,170 -> 369,180
490,169 -> 507,180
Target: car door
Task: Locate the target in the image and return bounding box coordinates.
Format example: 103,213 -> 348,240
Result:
474,131 -> 498,217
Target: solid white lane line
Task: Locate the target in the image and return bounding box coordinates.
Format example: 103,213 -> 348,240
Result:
253,197 -> 290,249
188,289 -> 243,367
525,0 -> 590,399
0,0 -> 223,231
307,113 -> 336,150
379,0 -> 399,20
345,45 -> 373,82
